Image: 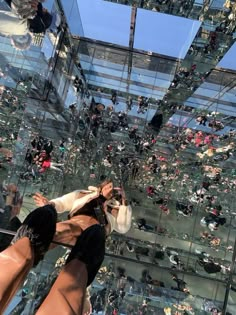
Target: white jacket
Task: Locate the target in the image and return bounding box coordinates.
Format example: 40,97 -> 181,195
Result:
0,11 -> 28,36
50,187 -> 132,234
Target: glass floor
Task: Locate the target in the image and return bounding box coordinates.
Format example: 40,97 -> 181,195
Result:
0,0 -> 236,314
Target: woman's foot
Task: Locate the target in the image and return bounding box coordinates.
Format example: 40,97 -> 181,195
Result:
12,205 -> 57,266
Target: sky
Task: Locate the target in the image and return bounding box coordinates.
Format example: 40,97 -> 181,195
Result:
43,0 -> 235,68
217,42 -> 236,71
134,9 -> 201,59
75,0 -> 201,59
76,0 -> 131,47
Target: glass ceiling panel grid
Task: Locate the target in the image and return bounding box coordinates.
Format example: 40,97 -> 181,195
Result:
183,66 -> 236,117
184,97 -> 236,118
78,41 -> 178,99
134,9 -> 202,59
132,54 -> 176,75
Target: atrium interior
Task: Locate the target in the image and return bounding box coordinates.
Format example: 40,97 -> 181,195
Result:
0,0 -> 236,314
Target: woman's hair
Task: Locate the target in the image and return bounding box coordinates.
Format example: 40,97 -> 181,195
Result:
28,11 -> 53,34
106,198 -> 120,210
98,178 -> 113,190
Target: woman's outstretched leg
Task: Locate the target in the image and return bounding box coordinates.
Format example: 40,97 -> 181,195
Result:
36,259 -> 88,315
0,237 -> 34,313
36,224 -> 105,315
0,205 -> 57,313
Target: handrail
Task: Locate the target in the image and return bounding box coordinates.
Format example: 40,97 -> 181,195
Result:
0,227 -> 233,285
0,228 -> 73,248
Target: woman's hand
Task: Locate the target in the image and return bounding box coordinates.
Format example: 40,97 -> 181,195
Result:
4,184 -> 23,217
114,186 -> 127,205
30,0 -> 39,10
11,196 -> 23,217
33,192 -> 49,207
5,184 -> 18,206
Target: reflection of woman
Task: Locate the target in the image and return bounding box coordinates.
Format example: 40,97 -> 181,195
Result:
38,153 -> 64,173
0,0 -> 54,49
1,1 -> 53,36
0,179 -> 132,315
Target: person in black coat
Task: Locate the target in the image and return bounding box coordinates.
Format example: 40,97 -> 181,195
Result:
198,258 -> 222,274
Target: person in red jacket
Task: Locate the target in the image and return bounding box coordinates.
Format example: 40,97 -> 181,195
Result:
39,154 -> 64,173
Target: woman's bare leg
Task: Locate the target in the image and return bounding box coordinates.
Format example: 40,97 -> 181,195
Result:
0,237 -> 34,313
49,220 -> 82,250
36,259 -> 88,315
0,205 -> 56,313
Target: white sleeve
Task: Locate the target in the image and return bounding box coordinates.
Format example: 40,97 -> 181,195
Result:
11,0 -> 37,19
50,190 -> 80,213
0,12 -> 29,36
114,205 -> 132,234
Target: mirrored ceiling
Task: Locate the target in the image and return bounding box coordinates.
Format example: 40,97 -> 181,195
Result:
1,1 -> 236,314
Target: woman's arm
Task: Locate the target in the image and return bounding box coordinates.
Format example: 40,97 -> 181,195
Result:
33,190 -> 81,213
106,204 -> 132,234
34,187 -> 100,214
115,204 -> 132,234
105,187 -> 132,234
50,191 -> 81,213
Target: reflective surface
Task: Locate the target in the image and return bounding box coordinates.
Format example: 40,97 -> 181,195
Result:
0,0 -> 236,314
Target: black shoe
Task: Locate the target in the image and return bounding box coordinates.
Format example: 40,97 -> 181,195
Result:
12,205 -> 57,266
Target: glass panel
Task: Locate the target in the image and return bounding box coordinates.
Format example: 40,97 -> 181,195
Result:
134,9 -> 201,58
0,1 -> 236,314
218,42 -> 236,71
77,0 -> 131,46
60,0 -> 84,36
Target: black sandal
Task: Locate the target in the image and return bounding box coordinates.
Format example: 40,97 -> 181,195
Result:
12,205 -> 57,266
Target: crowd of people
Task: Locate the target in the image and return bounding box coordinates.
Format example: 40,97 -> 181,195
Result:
40,78 -> 235,314
1,77 -> 235,315
1,92 -> 234,314
67,82 -> 236,315
0,1 -> 235,315
23,135 -> 65,178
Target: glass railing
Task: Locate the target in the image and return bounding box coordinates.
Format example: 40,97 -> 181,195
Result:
0,228 -> 230,314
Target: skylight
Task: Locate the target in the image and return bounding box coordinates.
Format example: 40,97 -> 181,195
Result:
134,9 -> 201,59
